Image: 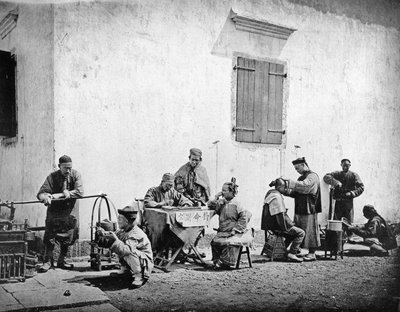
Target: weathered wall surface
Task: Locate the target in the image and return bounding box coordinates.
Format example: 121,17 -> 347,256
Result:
51,0 -> 400,238
1,0 -> 397,238
0,4 -> 54,227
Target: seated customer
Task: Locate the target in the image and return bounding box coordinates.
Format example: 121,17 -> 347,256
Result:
345,204 -> 397,256
262,178 -> 305,262
208,178 -> 252,270
144,173 -> 193,208
96,205 -> 154,289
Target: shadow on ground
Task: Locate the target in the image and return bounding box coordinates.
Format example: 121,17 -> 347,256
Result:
75,274 -> 132,291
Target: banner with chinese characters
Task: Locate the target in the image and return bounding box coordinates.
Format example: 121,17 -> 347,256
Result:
175,209 -> 215,227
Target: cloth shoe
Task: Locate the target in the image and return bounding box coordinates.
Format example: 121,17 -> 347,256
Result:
213,260 -> 232,270
38,261 -> 52,273
110,265 -> 129,277
295,250 -> 306,257
287,253 -> 303,262
303,253 -> 317,261
57,261 -> 74,270
130,276 -> 148,289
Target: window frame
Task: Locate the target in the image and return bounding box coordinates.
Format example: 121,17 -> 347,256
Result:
231,53 -> 287,147
0,49 -> 18,145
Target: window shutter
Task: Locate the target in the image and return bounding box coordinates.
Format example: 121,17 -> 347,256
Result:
0,50 -> 16,137
235,57 -> 256,142
264,63 -> 284,144
235,57 -> 284,144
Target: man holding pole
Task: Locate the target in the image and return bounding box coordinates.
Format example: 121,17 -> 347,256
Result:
323,159 -> 364,223
37,155 -> 84,272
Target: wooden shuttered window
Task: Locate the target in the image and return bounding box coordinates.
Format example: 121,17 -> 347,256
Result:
235,57 -> 285,144
0,50 -> 17,137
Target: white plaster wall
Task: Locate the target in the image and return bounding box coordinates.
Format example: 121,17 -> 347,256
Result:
51,0 -> 400,238
0,4 -> 54,227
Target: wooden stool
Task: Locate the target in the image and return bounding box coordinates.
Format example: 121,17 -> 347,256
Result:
261,231 -> 287,261
236,245 -> 252,269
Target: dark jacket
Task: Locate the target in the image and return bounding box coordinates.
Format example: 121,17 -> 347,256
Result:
323,170 -> 364,200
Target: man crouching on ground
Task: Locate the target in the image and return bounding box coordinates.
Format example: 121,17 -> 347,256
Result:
96,206 -> 154,289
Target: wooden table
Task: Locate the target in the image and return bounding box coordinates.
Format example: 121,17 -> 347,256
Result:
143,207 -> 214,271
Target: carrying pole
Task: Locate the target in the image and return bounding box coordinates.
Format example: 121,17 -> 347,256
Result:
0,194 -> 107,206
329,188 -> 335,220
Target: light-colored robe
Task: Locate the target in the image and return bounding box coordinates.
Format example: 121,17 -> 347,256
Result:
111,224 -> 154,279
208,198 -> 252,267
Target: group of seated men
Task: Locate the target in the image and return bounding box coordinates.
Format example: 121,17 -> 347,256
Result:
141,149 -> 253,270
35,151 -> 396,289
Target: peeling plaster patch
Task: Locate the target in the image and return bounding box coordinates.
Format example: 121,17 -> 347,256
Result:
70,81 -> 79,88
136,31 -> 157,43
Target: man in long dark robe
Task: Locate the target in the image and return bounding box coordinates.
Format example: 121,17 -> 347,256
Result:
285,157 -> 321,261
175,148 -> 211,205
323,158 -> 364,222
37,155 -> 84,272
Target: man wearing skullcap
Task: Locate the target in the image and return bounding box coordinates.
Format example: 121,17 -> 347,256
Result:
344,205 -> 396,256
284,157 -> 321,261
323,159 -> 364,223
37,155 -> 84,272
143,173 -> 192,208
175,148 -> 211,205
96,205 -> 154,288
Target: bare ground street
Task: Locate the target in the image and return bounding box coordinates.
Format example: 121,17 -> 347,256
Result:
82,244 -> 400,312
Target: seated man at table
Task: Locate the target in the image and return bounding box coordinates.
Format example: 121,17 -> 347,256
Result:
144,173 -> 193,208
344,204 -> 397,256
174,148 -> 211,206
96,205 -> 153,289
262,178 -> 305,262
208,178 -> 252,270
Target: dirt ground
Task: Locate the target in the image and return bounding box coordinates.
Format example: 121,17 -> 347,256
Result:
82,237 -> 400,312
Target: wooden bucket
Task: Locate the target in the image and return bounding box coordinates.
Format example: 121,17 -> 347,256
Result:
327,220 -> 342,232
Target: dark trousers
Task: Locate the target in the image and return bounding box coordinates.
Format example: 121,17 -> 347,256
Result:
43,236 -> 70,263
282,226 -> 305,254
43,218 -> 77,263
333,200 -> 354,223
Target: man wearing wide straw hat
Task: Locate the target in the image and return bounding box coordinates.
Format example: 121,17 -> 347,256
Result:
96,205 -> 154,289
